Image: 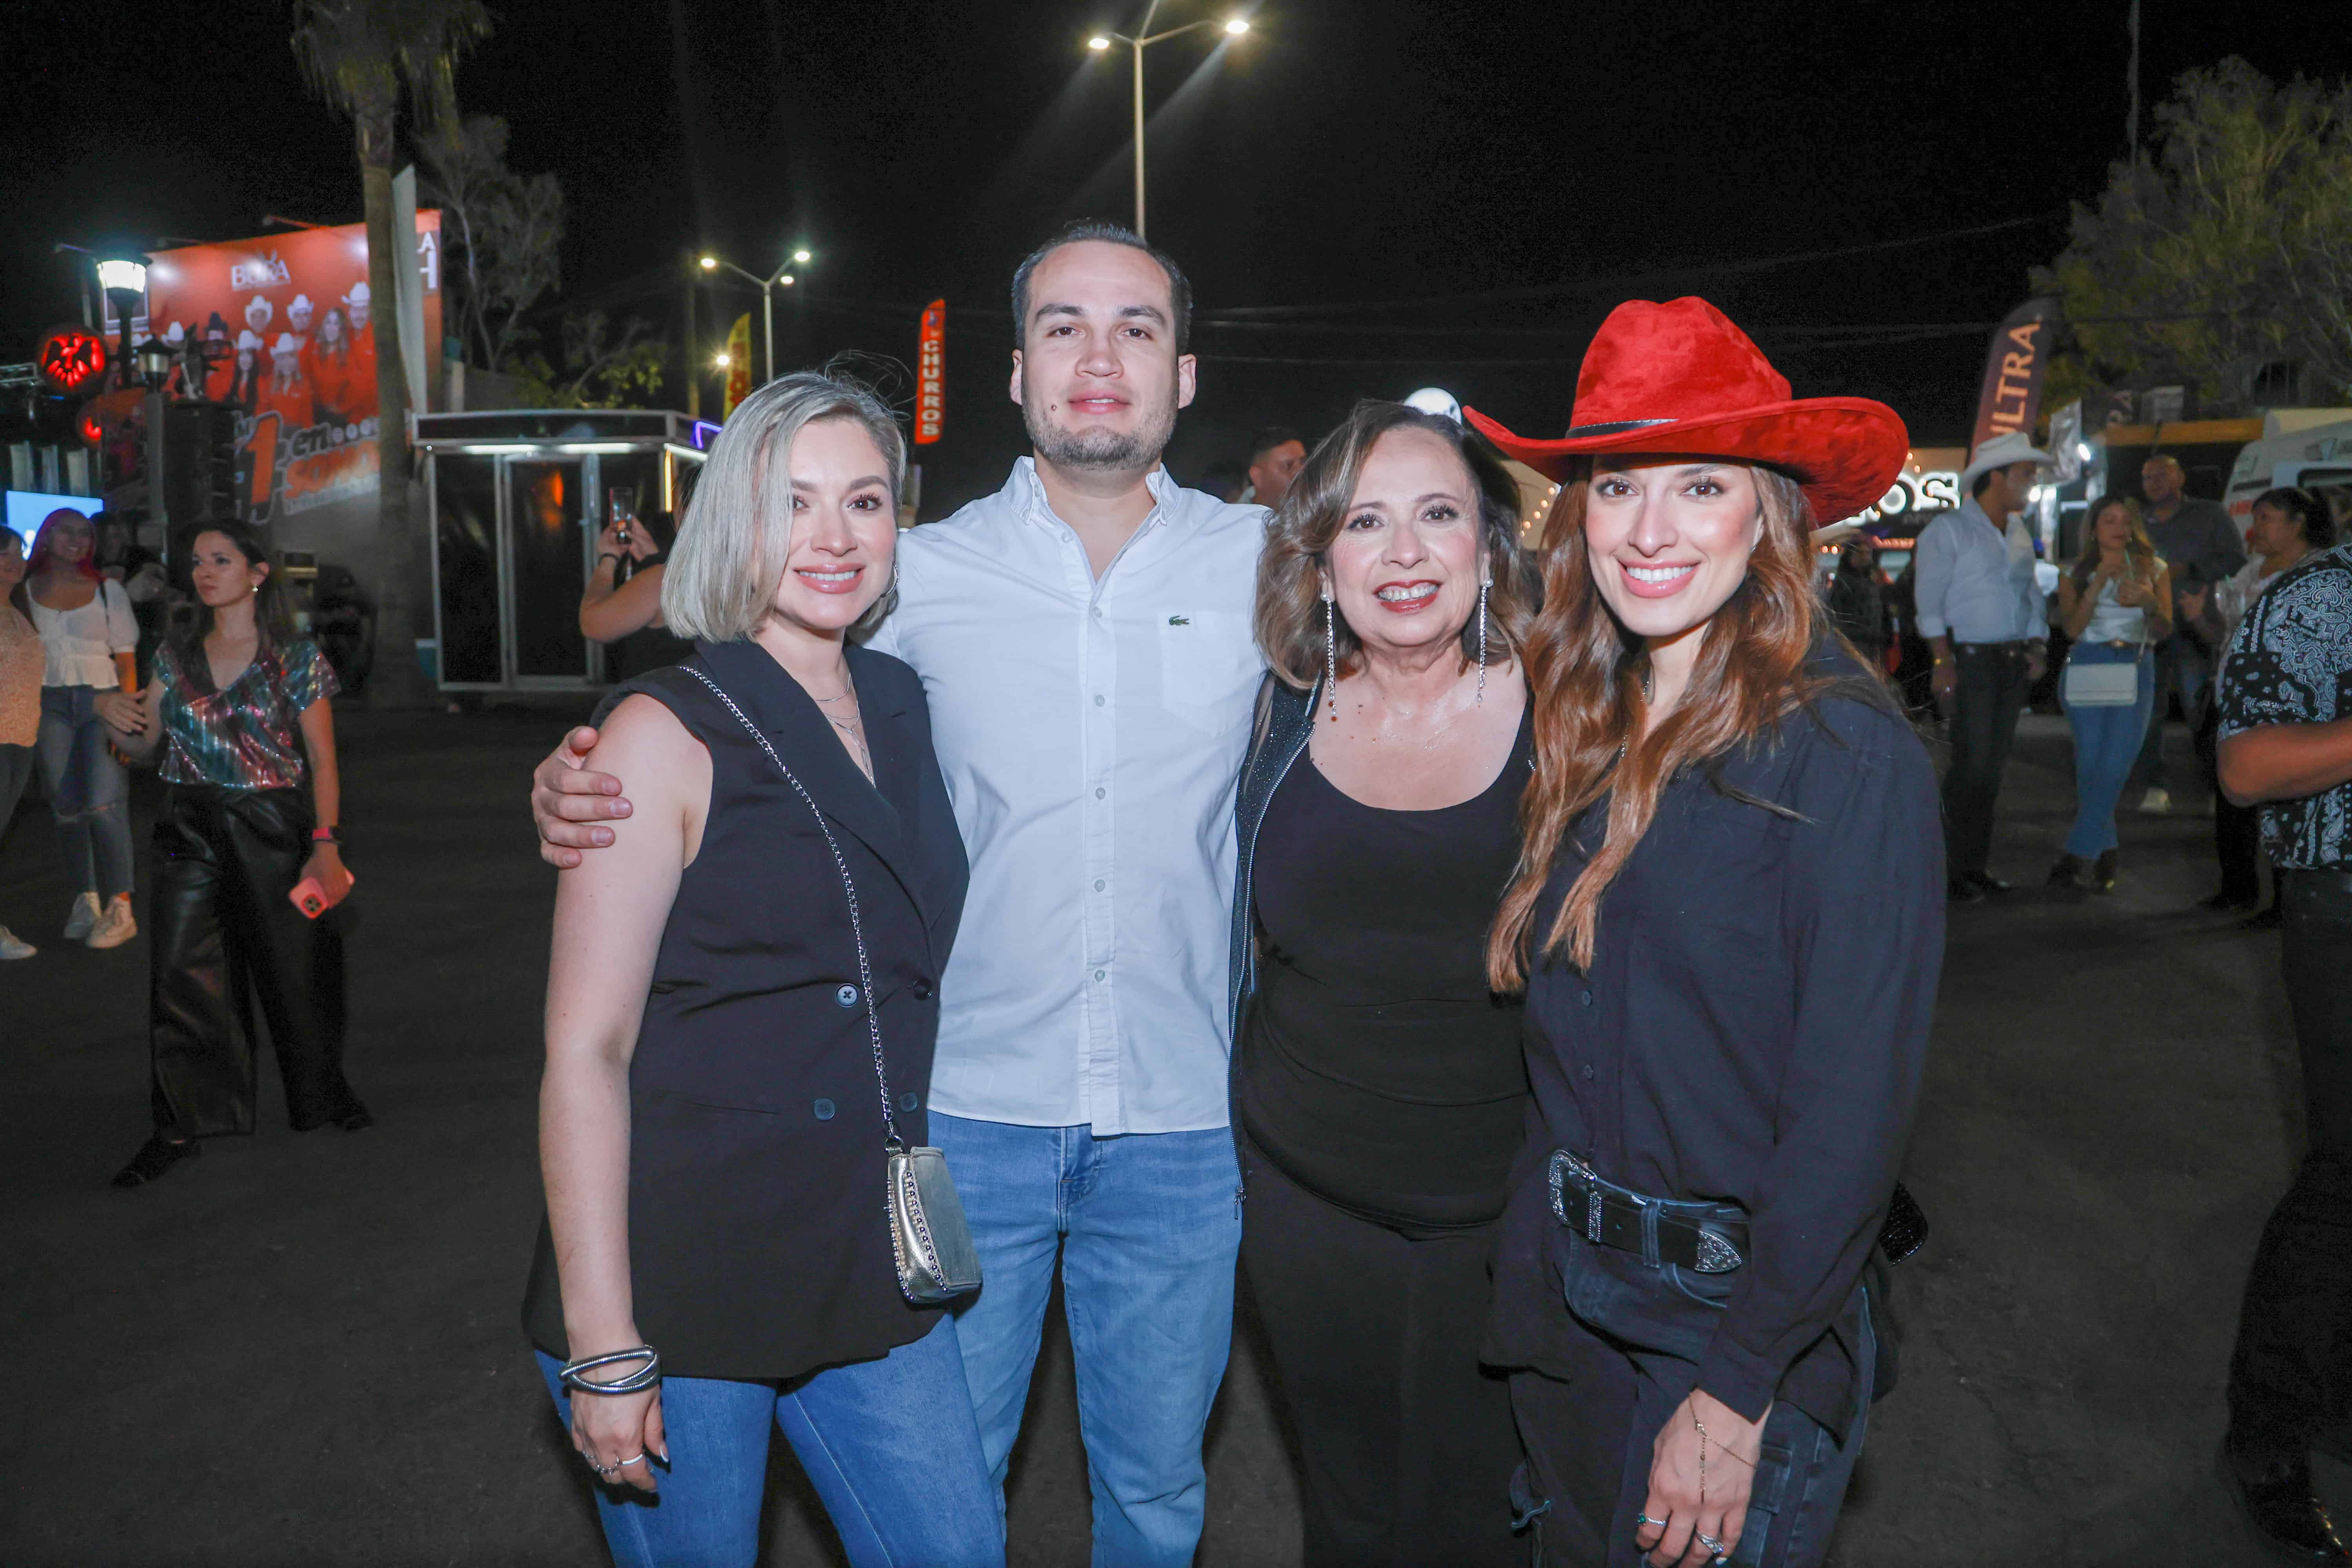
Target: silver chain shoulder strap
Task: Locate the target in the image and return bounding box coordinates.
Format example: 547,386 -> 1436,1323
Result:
679,664 -> 903,1152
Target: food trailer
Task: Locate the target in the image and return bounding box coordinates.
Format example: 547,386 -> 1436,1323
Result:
416,408 -> 715,692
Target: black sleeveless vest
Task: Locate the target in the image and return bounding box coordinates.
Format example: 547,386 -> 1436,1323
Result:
522,638 -> 969,1381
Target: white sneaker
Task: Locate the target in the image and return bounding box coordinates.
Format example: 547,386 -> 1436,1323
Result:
0,927 -> 34,960
85,895 -> 137,950
2138,787 -> 2173,815
62,891 -> 100,940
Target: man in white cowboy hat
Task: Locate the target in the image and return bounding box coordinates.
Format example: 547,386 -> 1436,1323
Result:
243,294 -> 273,337
1914,429 -> 2051,901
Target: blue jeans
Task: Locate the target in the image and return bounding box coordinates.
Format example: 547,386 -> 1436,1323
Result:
1508,1163 -> 1875,1568
2061,644 -> 2154,858
2131,630 -> 2208,791
36,685 -> 134,900
930,1111 -> 1243,1568
535,1316 -> 1004,1568
0,741 -> 32,844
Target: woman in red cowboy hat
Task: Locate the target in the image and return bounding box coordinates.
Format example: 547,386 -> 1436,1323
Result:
1467,298 -> 1944,1568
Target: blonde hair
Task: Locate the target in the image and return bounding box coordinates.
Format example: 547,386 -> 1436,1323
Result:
661,371 -> 907,642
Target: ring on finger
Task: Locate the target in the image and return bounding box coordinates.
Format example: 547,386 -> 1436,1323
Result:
1635,1514 -> 1666,1529
1695,1532 -> 1726,1554
613,1452 -> 646,1468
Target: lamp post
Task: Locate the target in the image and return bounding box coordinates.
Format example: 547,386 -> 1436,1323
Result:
1088,7 -> 1251,240
698,251 -> 806,386
94,249 -> 150,385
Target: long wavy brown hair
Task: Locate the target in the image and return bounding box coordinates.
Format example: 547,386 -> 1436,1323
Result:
1486,457 -> 1862,988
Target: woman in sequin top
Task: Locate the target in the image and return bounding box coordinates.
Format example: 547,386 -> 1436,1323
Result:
97,519 -> 370,1188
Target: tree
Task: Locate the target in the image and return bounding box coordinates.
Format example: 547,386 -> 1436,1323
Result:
2034,59 -> 2352,415
417,113 -> 564,374
290,0 -> 491,708
510,312 -> 670,410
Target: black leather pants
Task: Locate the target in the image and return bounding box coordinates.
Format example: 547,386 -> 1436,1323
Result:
149,786 -> 357,1138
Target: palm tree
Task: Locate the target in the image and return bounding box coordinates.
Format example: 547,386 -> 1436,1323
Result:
291,0 -> 490,705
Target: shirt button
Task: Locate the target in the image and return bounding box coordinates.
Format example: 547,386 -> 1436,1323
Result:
898,1092 -> 920,1112
1093,878 -> 1106,892
913,980 -> 934,1000
1095,787 -> 1106,799
835,985 -> 859,1007
1094,695 -> 1105,707
1579,989 -> 1593,1008
1582,1066 -> 1595,1082
813,1098 -> 837,1120
1094,969 -> 1107,982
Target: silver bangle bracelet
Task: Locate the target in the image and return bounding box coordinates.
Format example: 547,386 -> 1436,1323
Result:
560,1346 -> 661,1395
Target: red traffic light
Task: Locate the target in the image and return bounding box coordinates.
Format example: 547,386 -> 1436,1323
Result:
38,325 -> 109,395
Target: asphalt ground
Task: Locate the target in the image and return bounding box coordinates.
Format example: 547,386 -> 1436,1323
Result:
0,703 -> 2326,1566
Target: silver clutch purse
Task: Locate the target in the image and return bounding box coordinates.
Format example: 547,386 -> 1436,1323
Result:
889,1143 -> 982,1303
686,665 -> 982,1307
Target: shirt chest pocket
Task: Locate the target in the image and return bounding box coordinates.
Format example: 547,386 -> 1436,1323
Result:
1156,609 -> 1259,732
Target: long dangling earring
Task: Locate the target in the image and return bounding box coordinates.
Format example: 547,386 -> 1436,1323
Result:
1475,576 -> 1491,705
1323,588 -> 1340,722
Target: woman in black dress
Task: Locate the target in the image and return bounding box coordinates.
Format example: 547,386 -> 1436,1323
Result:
1232,400 -> 1541,1564
522,373 -> 1000,1568
1466,299 -> 1943,1568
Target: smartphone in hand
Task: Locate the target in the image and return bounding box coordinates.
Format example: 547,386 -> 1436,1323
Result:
289,871 -> 353,920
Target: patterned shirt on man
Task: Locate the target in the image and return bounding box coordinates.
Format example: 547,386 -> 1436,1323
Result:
2216,543 -> 2352,871
157,637 -> 339,790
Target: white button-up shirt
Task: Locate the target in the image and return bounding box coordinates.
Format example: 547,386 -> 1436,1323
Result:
1911,498 -> 2045,645
866,459 -> 1269,1134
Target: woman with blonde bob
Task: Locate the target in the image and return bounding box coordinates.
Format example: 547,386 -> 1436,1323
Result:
1230,400 -> 1540,1562
518,372 -> 1000,1568
1464,299 -> 1944,1568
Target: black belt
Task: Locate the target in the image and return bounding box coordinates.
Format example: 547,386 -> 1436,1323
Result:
1547,1151 -> 1748,1274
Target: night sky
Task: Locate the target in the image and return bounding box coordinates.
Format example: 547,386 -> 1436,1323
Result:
5,0 -> 2348,514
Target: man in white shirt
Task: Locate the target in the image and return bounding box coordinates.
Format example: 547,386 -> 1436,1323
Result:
1913,430 -> 2050,900
532,223 -> 1267,1565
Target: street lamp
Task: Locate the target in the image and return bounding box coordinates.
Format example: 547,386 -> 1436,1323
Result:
699,252 -> 809,385
1088,5 -> 1253,238
94,249 -> 150,380
133,338 -> 176,392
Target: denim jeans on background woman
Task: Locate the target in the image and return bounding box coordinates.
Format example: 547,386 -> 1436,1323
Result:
2060,644 -> 2155,859
35,685 -> 133,900
535,1314 -> 1004,1568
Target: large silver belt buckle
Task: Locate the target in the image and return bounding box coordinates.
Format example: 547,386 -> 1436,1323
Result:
1547,1151 -> 1605,1243
1691,1228 -> 1744,1274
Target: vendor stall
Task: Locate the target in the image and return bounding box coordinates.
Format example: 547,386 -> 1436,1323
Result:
416,408 -> 715,691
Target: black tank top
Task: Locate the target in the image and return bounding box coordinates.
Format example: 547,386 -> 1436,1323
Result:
1235,705 -> 1532,1229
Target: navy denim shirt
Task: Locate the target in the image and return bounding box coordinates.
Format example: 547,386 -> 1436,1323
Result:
1486,655 -> 1943,1435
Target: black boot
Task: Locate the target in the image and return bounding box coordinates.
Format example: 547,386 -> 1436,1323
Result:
112,1134 -> 200,1189
2225,1448 -> 2351,1564
2092,849 -> 2119,893
2047,854 -> 2091,892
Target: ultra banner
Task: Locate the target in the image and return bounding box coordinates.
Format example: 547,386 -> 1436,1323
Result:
116,216 -> 443,564
1970,297 -> 2059,456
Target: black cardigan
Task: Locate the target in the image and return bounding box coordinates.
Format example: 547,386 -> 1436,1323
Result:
523,638 -> 969,1381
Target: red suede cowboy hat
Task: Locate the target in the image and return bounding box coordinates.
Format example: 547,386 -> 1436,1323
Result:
1464,297 -> 1910,526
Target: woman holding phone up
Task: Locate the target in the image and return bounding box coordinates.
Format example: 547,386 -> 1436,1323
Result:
97,519 -> 368,1189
